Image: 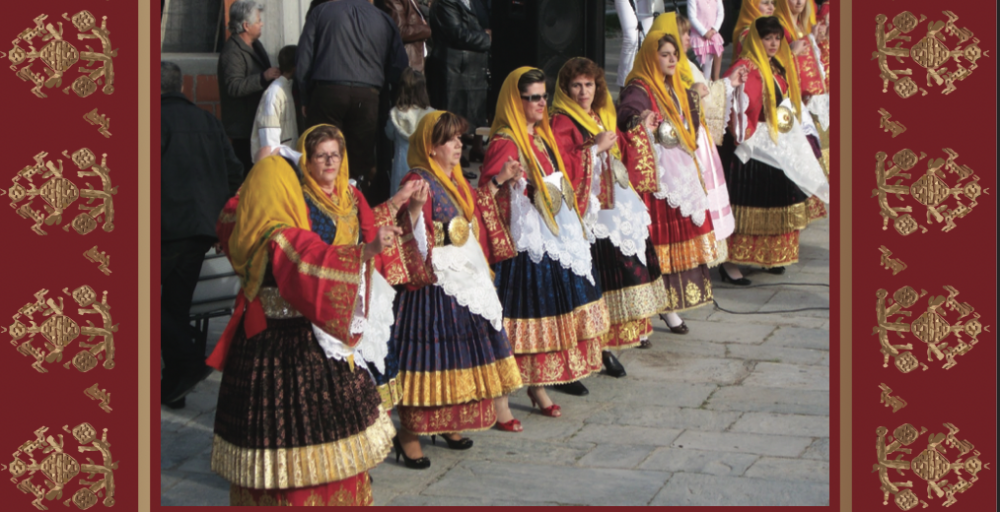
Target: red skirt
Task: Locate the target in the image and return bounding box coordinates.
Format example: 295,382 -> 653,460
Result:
229,473 -> 372,506
642,193 -> 717,275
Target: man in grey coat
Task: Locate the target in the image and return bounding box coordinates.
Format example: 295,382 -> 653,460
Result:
218,0 -> 280,177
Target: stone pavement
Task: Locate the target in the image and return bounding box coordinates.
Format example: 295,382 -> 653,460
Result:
161,217 -> 829,506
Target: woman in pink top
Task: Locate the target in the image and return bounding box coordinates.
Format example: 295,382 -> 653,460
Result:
688,0 -> 726,80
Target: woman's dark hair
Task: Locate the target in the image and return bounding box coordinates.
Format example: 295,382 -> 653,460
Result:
557,58 -> 608,111
304,125 -> 346,161
278,45 -> 297,75
431,112 -> 470,148
395,67 -> 431,110
756,16 -> 786,40
517,69 -> 547,93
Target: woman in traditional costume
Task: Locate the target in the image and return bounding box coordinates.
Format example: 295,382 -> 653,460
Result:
208,125 -> 428,506
653,12 -> 750,284
732,0 -> 775,58
390,111 -> 524,467
617,31 -> 716,335
549,57 -> 667,362
480,67 -> 609,410
776,0 -> 830,223
721,16 -> 829,274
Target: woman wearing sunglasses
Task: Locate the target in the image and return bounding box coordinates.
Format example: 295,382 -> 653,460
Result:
617,31 -> 717,336
478,67 -> 610,422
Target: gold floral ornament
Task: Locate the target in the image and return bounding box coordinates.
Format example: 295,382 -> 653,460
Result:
878,246 -> 907,275
84,383 -> 112,413
874,285 -> 990,373
6,149 -> 117,236
872,148 -> 987,236
874,423 -> 989,509
878,108 -> 907,138
874,11 -> 988,98
2,423 -> 117,510
879,383 -> 908,413
83,246 -> 111,276
0,12 -> 116,99
83,109 -> 111,138
4,286 -> 117,374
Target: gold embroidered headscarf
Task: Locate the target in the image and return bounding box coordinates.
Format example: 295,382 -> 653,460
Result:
776,0 -> 816,40
551,58 -> 622,161
408,110 -> 476,221
740,17 -> 803,143
650,12 -> 695,89
490,66 -> 581,229
625,30 -> 698,155
298,124 -> 359,247
733,0 -> 765,45
227,155 -> 310,302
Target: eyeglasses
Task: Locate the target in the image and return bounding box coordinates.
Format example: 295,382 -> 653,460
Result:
312,153 -> 341,163
520,94 -> 548,103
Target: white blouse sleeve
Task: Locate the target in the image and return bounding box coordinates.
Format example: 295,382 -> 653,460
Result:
411,211 -> 429,261
688,1 -> 709,37
714,0 -> 725,31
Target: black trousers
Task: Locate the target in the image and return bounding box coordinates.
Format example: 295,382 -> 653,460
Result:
307,83 -> 383,204
230,138 -> 254,181
161,236 -> 214,379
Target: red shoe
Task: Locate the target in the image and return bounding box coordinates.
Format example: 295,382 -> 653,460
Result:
527,388 -> 562,417
495,418 -> 522,432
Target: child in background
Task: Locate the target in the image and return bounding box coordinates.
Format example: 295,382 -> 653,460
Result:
385,68 -> 435,195
688,0 -> 726,80
250,45 -> 298,163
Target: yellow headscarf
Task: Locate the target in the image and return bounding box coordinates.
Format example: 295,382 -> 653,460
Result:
490,67 -> 581,229
776,0 -> 816,40
650,13 -> 695,89
624,30 -> 698,155
733,1 -> 765,45
550,58 -> 622,161
228,126 -> 359,300
739,17 -> 803,143
298,124 -> 359,247
407,110 -> 476,221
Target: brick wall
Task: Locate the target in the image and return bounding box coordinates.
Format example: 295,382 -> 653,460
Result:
182,73 -> 222,120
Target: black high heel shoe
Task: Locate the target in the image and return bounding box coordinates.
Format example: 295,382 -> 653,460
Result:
719,266 -> 751,286
392,436 -> 431,469
658,313 -> 689,334
431,434 -> 474,450
763,266 -> 786,275
602,351 -> 627,378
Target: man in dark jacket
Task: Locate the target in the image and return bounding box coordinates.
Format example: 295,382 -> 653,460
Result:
427,0 -> 491,162
377,0 -> 433,72
297,0 -> 408,205
218,0 -> 280,176
161,61 -> 243,409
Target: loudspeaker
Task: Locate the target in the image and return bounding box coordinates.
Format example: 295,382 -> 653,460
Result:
488,0 -> 605,115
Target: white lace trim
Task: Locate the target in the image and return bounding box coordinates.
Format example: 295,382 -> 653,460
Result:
806,93 -> 830,131
722,78 -> 735,140
311,262 -> 396,376
808,34 -> 827,84
732,84 -> 751,144
431,235 -> 505,331
695,127 -> 734,240
588,148 -> 651,265
651,133 -> 709,227
509,173 -> 596,284
734,98 -> 830,203
798,105 -> 820,140
412,211 -> 428,260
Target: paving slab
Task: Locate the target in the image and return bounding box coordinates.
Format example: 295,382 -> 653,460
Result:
729,411 -> 830,437
705,386 -> 830,416
803,437 -> 832,461
639,447 -> 759,476
650,472 -> 829,506
671,431 -> 814,457
741,363 -> 830,391
744,457 -> 831,483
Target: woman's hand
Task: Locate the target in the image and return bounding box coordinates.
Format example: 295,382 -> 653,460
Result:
363,225 -> 403,260
640,110 -> 661,131
498,156 -> 523,184
790,39 -> 809,56
813,21 -> 829,42
391,178 -> 423,211
407,179 -> 429,223
693,83 -> 710,99
595,131 -> 617,153
729,65 -> 748,87
704,29 -> 717,40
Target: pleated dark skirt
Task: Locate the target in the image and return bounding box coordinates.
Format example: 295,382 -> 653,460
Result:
591,238 -> 669,349
212,317 -> 394,491
493,251 -> 609,385
391,285 -> 523,434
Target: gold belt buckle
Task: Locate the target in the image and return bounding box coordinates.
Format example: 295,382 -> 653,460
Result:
776,106 -> 794,134
447,216 -> 470,247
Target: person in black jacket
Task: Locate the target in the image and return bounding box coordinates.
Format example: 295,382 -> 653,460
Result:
426,0 -> 491,163
161,61 -> 243,409
218,1 -> 280,177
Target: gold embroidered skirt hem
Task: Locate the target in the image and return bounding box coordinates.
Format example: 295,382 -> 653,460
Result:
229,473 -> 372,506
515,335 -> 603,386
707,237 -> 729,268
211,408 -> 394,490
726,232 -> 801,268
504,298 -> 611,354
397,399 -> 498,436
653,231 -> 718,275
601,279 -> 670,325
660,266 -> 715,313
602,317 -> 654,350
732,203 -> 810,236
397,356 -> 523,408
377,378 -> 403,412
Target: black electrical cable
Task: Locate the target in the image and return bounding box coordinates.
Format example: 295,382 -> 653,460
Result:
711,282 -> 831,314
